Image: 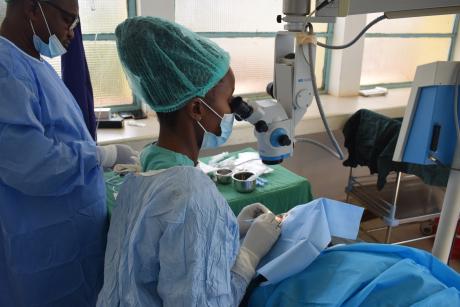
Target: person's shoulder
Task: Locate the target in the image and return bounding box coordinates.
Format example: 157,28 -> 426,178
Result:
0,38 -> 35,82
170,166 -> 222,194
159,166 -> 228,212
117,167 -> 222,223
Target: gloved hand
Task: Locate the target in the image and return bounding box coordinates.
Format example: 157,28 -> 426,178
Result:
231,212 -> 281,283
97,144 -> 139,168
237,203 -> 270,237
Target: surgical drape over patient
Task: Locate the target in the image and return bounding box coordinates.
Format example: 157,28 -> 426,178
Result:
115,16 -> 230,113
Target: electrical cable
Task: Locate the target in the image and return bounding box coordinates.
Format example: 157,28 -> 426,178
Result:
315,0 -> 336,14
316,15 -> 387,49
308,0 -> 336,18
454,65 -> 460,140
429,153 -> 460,172
301,42 -> 345,160
296,137 -> 341,159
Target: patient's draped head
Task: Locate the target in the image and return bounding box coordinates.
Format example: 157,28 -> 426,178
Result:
115,16 -> 230,113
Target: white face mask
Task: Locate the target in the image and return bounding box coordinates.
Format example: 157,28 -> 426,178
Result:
196,98 -> 234,149
29,2 -> 67,58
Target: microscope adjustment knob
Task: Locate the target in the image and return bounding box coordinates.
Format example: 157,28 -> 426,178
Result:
278,135 -> 291,146
276,15 -> 282,23
255,121 -> 269,133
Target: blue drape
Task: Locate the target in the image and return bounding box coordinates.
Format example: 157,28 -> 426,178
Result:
61,23 -> 97,140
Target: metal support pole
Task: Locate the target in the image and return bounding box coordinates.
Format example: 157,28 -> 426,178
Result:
384,227 -> 392,243
432,142 -> 460,263
385,172 -> 402,243
345,167 -> 353,202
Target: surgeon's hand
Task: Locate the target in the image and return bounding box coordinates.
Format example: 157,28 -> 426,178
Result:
237,203 -> 270,237
232,212 -> 281,283
97,144 -> 139,168
242,212 -> 281,263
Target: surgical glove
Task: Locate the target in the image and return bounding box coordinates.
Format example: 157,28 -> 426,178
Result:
97,144 -> 139,168
237,203 -> 270,237
232,212 -> 281,283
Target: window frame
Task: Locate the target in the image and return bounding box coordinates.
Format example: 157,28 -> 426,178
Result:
195,24 -> 335,97
360,14 -> 460,90
81,0 -> 141,111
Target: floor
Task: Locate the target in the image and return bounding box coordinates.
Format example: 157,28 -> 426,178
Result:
202,131 -> 460,273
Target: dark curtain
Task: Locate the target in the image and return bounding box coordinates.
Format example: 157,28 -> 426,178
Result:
61,23 -> 97,140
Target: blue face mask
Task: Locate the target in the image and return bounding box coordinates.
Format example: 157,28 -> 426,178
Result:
29,2 -> 67,58
197,98 -> 234,149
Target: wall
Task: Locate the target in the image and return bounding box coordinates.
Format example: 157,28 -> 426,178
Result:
138,0 -> 175,20
454,24 -> 460,61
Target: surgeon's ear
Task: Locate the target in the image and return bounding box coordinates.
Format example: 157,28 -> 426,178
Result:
24,0 -> 40,22
186,98 -> 205,122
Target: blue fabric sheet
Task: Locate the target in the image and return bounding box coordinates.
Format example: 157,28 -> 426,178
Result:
249,243 -> 460,306
257,198 -> 364,285
61,23 -> 97,140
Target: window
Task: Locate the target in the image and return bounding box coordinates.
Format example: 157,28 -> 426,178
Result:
360,14 -> 459,88
175,0 -> 333,96
0,0 -> 138,110
0,3 -> 5,22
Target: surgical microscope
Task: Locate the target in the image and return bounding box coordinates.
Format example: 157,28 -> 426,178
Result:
230,0 -> 460,164
229,0 -> 460,263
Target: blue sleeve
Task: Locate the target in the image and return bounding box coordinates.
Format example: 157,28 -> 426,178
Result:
231,271 -> 250,304
157,174 -> 248,306
0,67 -> 100,196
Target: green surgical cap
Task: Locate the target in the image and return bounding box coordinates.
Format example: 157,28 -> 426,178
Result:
115,16 -> 230,113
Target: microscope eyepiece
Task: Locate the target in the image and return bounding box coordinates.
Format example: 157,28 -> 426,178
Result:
230,96 -> 253,120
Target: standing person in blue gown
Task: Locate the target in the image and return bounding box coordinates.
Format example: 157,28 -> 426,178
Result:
0,1 -> 138,306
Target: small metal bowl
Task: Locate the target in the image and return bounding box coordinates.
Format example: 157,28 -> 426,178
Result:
232,171 -> 256,193
216,168 -> 233,185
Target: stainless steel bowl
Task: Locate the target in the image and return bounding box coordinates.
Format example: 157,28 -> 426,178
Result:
232,171 -> 256,193
216,168 -> 233,185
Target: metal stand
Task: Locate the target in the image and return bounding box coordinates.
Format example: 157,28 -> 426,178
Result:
385,172 -> 402,243
432,142 -> 460,263
346,169 -> 442,244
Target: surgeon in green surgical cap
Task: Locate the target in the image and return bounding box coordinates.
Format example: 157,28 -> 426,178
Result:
96,16 -> 282,306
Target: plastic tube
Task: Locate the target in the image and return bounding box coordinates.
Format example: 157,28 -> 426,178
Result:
301,43 -> 345,160
316,15 -> 387,50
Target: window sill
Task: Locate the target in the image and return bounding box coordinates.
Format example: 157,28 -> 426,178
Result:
97,88 -> 410,146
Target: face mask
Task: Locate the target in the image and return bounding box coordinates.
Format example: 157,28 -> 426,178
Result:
197,98 -> 234,149
30,2 -> 67,58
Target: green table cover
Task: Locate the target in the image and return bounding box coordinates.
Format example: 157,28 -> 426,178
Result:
200,148 -> 313,215
105,147 -> 313,216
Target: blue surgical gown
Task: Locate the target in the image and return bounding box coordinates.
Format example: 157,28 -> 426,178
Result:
0,37 -> 108,306
97,166 -> 249,306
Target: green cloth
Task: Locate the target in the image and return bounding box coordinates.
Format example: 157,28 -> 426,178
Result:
200,148 -> 313,215
343,109 -> 449,189
140,143 -> 194,171
105,147 -> 313,216
115,16 -> 230,113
